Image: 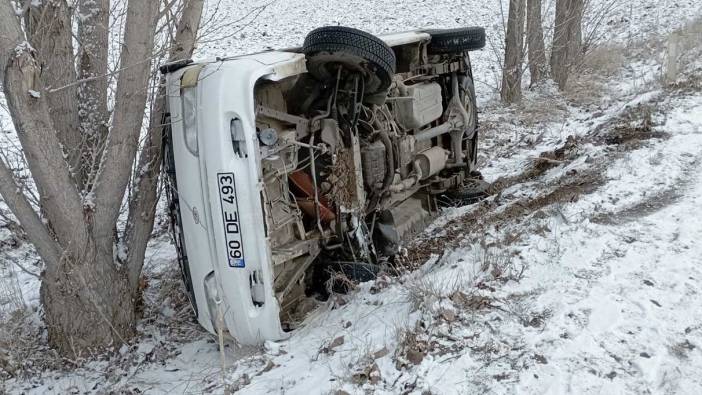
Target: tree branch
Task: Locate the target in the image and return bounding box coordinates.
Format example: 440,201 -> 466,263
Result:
91,0 -> 159,238
25,0 -> 82,173
0,157 -> 61,268
1,0 -> 87,251
76,0 -> 111,189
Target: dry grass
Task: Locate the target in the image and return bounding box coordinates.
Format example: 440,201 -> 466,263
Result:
670,18 -> 702,64
393,323 -> 430,370
582,44 -> 630,78
0,262 -> 25,316
0,310 -> 63,381
472,246 -> 524,284
567,16 -> 702,105
666,17 -> 702,89
566,44 -> 640,106
402,276 -> 447,313
0,262 -> 36,381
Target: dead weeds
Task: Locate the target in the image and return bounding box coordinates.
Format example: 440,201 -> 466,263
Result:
669,339 -> 697,359
449,291 -> 496,311
593,104 -> 670,147
405,162 -> 604,268
394,325 -> 430,369
489,135 -> 581,194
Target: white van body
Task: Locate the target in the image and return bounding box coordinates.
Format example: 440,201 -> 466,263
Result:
164,28 -> 483,344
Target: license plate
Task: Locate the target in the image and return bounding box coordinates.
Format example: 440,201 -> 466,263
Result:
217,172 -> 245,268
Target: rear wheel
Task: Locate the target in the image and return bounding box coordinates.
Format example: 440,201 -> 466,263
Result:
447,178 -> 491,206
461,76 -> 479,172
303,26 -> 396,94
426,27 -> 486,54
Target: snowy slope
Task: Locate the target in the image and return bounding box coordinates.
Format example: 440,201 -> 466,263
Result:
2,0 -> 702,394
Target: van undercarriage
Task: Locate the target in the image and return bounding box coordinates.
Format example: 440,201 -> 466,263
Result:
162,26 -> 487,344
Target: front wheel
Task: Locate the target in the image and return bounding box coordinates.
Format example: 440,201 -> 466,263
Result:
302,26 -> 396,95
425,27 -> 486,54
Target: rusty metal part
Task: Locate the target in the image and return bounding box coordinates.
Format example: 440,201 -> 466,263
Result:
289,170 -> 336,223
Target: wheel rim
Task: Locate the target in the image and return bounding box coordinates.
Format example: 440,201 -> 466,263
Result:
461,82 -> 478,171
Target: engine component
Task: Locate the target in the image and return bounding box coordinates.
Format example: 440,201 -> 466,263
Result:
446,73 -> 471,167
414,122 -> 451,142
320,119 -> 342,152
461,76 -> 479,171
388,175 -> 418,193
397,134 -> 416,169
411,74 -> 471,166
361,140 -> 386,189
289,171 -> 336,223
374,197 -> 432,256
415,146 -> 449,180
262,170 -> 301,249
259,128 -> 279,146
343,133 -> 366,212
394,81 -> 443,129
261,130 -> 299,174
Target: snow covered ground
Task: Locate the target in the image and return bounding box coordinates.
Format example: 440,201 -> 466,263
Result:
2,0 -> 702,394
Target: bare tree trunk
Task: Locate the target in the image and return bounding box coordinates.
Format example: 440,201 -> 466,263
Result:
125,0 -> 205,292
77,0 -> 111,189
0,0 -> 205,355
1,33 -> 87,253
550,0 -> 584,89
569,0 -> 584,67
25,0 -> 82,174
1,1 -> 108,355
41,239 -> 135,353
91,0 -> 159,239
42,0 -> 159,354
526,0 -> 547,86
551,0 -> 569,88
501,0 -> 526,103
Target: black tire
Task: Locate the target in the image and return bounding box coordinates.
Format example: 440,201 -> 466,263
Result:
163,118 -> 198,317
159,59 -> 193,74
303,26 -> 396,94
426,27 -> 486,54
442,178 -> 490,207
